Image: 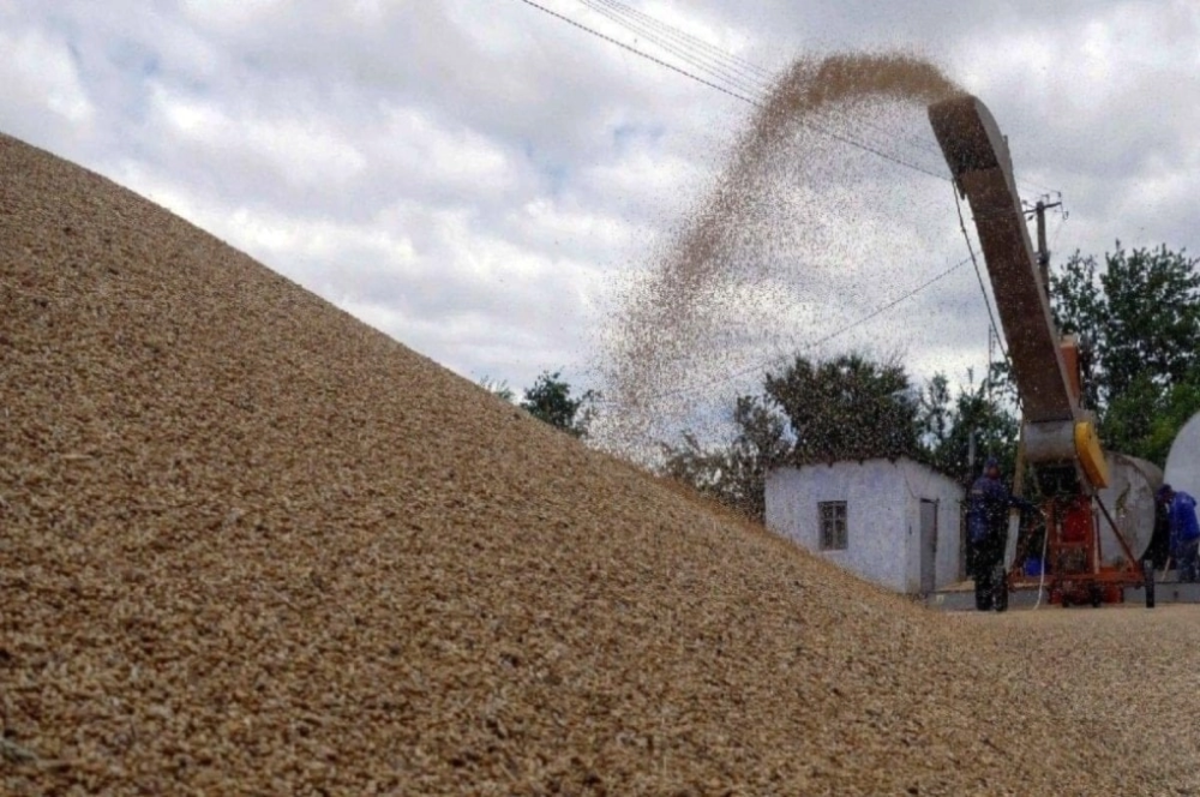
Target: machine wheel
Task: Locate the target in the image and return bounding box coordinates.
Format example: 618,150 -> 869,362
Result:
1089,585 -> 1102,608
1143,560 -> 1156,609
992,566 -> 1009,613
974,566 -> 993,611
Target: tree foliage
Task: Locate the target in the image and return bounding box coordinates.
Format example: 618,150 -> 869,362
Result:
661,396 -> 789,522
662,352 -> 1021,521
764,353 -> 921,465
920,367 -> 1019,485
1051,243 -> 1200,462
1103,371 -> 1200,467
520,370 -> 599,439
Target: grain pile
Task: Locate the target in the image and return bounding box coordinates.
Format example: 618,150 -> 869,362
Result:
598,53 -> 962,454
0,132 -> 1174,794
958,605 -> 1200,794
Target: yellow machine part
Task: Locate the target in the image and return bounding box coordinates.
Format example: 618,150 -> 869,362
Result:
1074,421 -> 1109,488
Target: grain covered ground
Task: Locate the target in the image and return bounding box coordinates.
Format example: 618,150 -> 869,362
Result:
957,604 -> 1200,793
0,132 -> 1193,795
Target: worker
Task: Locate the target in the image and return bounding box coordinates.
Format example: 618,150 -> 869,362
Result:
1157,484 -> 1200,582
966,457 -> 1034,611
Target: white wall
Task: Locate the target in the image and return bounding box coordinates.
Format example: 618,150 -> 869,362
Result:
765,459 -> 908,593
765,458 -> 963,594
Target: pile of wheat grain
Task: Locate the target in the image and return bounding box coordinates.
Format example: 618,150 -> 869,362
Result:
0,133 -> 1179,794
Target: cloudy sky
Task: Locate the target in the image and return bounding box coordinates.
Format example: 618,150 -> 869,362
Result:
3,0 -> 1198,435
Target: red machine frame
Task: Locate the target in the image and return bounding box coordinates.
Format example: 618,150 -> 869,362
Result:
1008,493 -> 1152,607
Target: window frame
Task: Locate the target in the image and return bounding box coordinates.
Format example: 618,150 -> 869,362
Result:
818,500 -> 848,551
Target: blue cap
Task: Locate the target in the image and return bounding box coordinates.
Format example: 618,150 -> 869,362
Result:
984,456 -> 999,470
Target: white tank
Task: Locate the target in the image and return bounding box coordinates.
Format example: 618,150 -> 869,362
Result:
1096,453 -> 1162,566
1165,412 -> 1200,501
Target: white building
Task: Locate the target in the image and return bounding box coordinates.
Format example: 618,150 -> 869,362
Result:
765,457 -> 964,595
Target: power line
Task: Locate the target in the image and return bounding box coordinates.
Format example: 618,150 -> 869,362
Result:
1015,174 -> 1062,196
579,0 -> 953,179
586,0 -> 947,163
521,0 -> 1059,198
1049,205 -> 1068,255
593,0 -> 774,83
799,119 -> 949,182
580,0 -> 763,100
953,186 -> 1011,371
516,0 -> 762,107
518,0 -> 948,183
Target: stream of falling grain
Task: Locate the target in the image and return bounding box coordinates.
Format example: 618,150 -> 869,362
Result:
596,52 -> 964,456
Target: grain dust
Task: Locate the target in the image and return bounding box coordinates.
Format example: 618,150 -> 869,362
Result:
597,53 -> 963,455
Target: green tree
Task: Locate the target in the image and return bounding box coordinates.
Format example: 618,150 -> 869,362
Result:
764,352 -> 921,465
920,373 -> 953,452
1048,253 -> 1106,410
920,368 -> 1019,485
1050,243 -> 1200,462
1104,371 -> 1200,466
520,370 -> 599,438
661,395 -> 788,521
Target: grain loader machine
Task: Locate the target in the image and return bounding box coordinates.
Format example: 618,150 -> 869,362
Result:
927,95 -> 1155,609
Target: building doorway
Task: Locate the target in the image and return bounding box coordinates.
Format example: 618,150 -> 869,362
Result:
920,499 -> 939,594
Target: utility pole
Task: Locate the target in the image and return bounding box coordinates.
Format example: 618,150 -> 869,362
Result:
986,327 -> 995,402
1033,197 -> 1063,293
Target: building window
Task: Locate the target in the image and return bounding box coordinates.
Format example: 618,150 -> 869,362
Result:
819,501 -> 848,551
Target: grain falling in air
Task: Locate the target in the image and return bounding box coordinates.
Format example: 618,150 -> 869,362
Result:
597,53 -> 963,455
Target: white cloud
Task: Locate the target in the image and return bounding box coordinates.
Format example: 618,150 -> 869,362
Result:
3,0 -> 1198,426
178,0 -> 291,33
375,105 -> 519,200
148,82 -> 368,190
0,23 -> 93,132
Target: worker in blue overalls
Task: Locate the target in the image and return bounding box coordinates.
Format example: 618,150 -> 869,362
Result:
967,457 -> 1035,611
1158,484 -> 1200,582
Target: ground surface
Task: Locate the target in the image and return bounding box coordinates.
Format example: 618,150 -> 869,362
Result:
957,604 -> 1200,794
2,131 -> 1196,795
